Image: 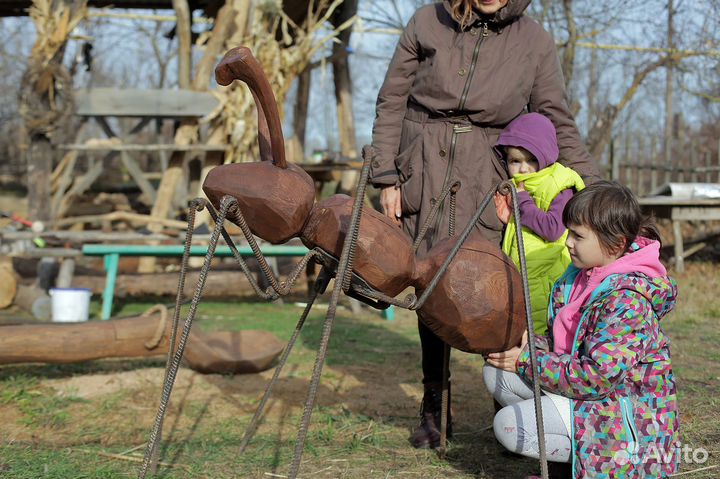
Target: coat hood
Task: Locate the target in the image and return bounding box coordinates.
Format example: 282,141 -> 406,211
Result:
442,0 -> 531,28
594,237 -> 677,320
552,236 -> 677,354
495,112 -> 559,169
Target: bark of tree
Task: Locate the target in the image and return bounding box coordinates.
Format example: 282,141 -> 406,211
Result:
26,135 -> 53,223
287,67 -> 311,164
664,0 -> 675,167
172,0 -> 192,89
560,0 -> 577,91
332,0 -> 360,194
586,56 -> 673,159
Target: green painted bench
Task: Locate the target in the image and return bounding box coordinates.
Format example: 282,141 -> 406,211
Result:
81,244 -> 394,321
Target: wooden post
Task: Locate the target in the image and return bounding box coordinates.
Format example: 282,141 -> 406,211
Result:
26,135 -> 53,223
332,0 -> 359,195
20,0 -> 86,223
172,0 -> 192,89
586,46 -> 598,131
717,138 -> 720,183
288,67 -> 311,164
192,1 -> 236,91
672,220 -> 684,272
624,135 -> 632,191
676,113 -> 685,182
610,139 -> 619,182
637,136 -> 644,195
650,139 -> 658,193
690,140 -> 698,183
704,150 -> 711,183
663,0 -> 674,180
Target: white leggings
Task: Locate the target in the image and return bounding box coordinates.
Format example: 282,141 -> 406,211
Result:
483,364 -> 572,463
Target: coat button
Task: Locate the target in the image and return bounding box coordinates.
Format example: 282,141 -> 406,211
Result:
458,68 -> 467,76
430,198 -> 437,206
371,160 -> 380,168
439,148 -> 447,157
470,28 -> 478,36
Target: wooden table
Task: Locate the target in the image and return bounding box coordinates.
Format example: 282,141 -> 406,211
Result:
638,196 -> 720,272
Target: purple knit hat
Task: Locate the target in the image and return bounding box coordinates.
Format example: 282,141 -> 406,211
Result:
495,112 -> 559,169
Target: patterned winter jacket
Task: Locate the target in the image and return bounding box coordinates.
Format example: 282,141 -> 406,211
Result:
516,264 -> 679,478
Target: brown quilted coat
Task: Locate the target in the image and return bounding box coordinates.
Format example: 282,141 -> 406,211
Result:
369,0 -> 599,252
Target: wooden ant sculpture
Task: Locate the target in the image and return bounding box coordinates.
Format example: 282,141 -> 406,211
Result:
139,47 -> 549,479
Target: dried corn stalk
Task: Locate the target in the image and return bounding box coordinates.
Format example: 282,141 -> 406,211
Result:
18,0 -> 87,139
204,0 -> 354,163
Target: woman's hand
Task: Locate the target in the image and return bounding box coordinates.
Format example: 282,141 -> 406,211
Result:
485,330 -> 528,372
380,185 -> 402,227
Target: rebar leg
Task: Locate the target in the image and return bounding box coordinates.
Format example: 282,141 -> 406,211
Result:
437,343 -> 451,458
287,147 -> 373,479
505,181 -> 548,479
138,196 -> 232,479
238,269 -> 329,454
147,199 -> 204,474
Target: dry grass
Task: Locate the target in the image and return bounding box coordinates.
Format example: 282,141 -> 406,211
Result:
0,262 -> 718,478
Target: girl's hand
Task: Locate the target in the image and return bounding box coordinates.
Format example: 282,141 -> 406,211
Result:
516,181 -> 525,192
380,185 -> 402,227
485,330 -> 528,372
493,192 -> 511,224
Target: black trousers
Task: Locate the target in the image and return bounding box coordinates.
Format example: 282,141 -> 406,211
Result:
419,318 -> 448,385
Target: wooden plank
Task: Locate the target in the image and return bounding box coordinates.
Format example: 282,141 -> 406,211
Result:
74,89 -> 219,118
58,144 -> 227,152
0,231 -> 169,241
57,156 -> 106,217
120,151 -> 157,203
639,197 -> 720,206
51,152 -> 78,218
670,206 -> 720,221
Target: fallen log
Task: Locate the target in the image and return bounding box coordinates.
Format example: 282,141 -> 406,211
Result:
0,311 -> 284,374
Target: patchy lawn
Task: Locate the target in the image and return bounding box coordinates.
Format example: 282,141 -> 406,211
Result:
0,262 -> 718,478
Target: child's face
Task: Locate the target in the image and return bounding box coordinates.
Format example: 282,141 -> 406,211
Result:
505,147 -> 539,177
565,223 -> 623,269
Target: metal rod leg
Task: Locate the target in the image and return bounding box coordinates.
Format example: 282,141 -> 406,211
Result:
438,343 -> 451,458
239,285 -> 323,454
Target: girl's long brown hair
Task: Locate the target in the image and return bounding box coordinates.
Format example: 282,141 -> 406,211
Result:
448,0 -> 475,30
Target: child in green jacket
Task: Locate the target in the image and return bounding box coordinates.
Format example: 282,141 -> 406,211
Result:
493,113 -> 584,334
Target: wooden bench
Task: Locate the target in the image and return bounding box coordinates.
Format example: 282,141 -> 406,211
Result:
81,244 -> 395,321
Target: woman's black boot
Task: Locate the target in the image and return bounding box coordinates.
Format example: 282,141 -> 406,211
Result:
409,382 -> 452,449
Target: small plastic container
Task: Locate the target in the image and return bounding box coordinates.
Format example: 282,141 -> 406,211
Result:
49,288 -> 92,322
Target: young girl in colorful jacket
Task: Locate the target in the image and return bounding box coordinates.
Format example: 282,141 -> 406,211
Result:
493,112 -> 585,335
484,181 -> 679,478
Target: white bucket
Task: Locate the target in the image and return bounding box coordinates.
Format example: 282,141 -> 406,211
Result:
49,288 -> 92,323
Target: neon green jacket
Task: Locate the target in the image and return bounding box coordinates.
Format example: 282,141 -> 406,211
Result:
502,163 -> 585,334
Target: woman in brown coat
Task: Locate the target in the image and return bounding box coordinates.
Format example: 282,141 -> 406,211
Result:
369,0 -> 600,449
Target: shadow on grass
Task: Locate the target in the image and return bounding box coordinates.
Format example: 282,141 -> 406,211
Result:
0,294 -> 541,478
